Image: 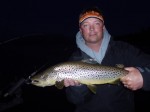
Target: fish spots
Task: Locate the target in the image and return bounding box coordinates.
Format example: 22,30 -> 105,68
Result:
31,61 -> 128,87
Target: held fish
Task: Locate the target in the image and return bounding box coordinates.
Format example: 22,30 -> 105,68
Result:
30,60 -> 128,94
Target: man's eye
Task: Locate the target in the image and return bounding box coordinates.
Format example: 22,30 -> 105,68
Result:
83,24 -> 88,28
95,22 -> 103,26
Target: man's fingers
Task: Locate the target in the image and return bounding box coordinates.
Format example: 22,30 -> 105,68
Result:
64,79 -> 80,87
120,75 -> 132,89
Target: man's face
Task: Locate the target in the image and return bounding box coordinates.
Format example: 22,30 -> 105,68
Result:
80,18 -> 104,44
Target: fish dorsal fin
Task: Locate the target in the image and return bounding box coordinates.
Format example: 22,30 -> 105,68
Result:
87,85 -> 97,94
55,80 -> 64,89
81,59 -> 98,64
116,64 -> 125,69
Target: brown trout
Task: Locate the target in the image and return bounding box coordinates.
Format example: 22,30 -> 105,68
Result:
30,60 -> 128,94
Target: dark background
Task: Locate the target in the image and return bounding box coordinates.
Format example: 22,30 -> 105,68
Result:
1,0 -> 150,41
0,0 -> 150,112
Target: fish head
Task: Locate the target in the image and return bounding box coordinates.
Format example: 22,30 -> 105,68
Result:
30,72 -> 57,87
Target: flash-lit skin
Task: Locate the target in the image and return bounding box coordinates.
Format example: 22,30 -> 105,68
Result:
120,67 -> 143,90
64,17 -> 144,91
80,18 -> 104,52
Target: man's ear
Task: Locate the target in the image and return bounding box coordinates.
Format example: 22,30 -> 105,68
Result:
103,25 -> 105,30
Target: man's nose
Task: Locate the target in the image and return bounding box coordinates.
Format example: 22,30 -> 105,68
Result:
90,26 -> 94,30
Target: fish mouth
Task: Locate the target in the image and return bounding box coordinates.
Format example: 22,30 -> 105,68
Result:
30,79 -> 44,87
31,79 -> 40,84
26,76 -> 40,85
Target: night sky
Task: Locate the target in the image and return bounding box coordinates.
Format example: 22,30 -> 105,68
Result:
0,0 -> 150,112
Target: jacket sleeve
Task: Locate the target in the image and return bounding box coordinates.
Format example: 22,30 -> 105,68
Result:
137,66 -> 150,91
65,85 -> 93,105
133,50 -> 150,91
126,43 -> 150,91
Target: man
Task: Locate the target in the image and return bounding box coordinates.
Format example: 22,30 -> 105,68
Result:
64,6 -> 150,112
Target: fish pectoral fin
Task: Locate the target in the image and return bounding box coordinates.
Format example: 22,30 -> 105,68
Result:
55,80 -> 64,89
87,85 -> 97,94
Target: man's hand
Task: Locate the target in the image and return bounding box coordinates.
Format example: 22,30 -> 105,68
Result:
120,67 -> 143,90
64,79 -> 81,87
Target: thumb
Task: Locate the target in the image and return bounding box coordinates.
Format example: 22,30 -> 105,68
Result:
124,67 -> 133,71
